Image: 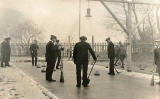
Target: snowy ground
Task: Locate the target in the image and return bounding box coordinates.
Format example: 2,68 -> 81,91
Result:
0,66 -> 57,99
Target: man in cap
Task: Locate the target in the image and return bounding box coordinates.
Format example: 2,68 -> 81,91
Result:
73,36 -> 97,87
154,40 -> 160,84
106,37 -> 115,75
115,41 -> 127,68
1,37 -> 11,67
45,35 -> 59,82
118,42 -> 127,68
30,40 -> 39,66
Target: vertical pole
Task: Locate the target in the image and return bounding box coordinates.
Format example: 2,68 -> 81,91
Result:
68,35 -> 71,58
79,0 -> 81,41
68,35 -> 71,44
92,35 -> 95,50
127,3 -> 132,72
92,35 -> 94,44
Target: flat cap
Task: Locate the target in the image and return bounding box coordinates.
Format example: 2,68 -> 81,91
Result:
105,37 -> 110,41
50,35 -> 57,39
5,37 -> 11,40
80,36 -> 87,41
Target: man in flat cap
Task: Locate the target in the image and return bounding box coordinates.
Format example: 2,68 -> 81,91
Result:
106,37 -> 115,75
1,37 -> 11,67
30,40 -> 39,66
45,35 -> 59,82
73,36 -> 97,87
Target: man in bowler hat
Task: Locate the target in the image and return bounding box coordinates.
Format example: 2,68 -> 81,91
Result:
45,35 -> 59,82
106,37 -> 115,75
73,36 -> 97,87
1,37 -> 11,67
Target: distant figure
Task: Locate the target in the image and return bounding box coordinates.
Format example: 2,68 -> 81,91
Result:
119,42 -> 127,68
45,35 -> 58,82
106,37 -> 115,75
55,40 -> 62,69
114,42 -> 127,68
1,37 -> 11,67
69,47 -> 73,60
73,36 -> 97,88
154,41 -> 160,84
30,40 -> 39,66
114,44 -> 120,66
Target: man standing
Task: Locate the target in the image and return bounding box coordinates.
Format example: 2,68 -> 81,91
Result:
114,44 -> 120,66
73,36 -> 97,87
154,40 -> 160,84
55,40 -> 61,69
106,37 -> 115,75
30,40 -> 39,66
1,37 -> 11,67
119,42 -> 127,68
45,35 -> 58,82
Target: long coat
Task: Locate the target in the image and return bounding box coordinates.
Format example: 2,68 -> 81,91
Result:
1,41 -> 11,62
30,44 -> 39,56
45,41 -> 59,62
119,45 -> 127,58
107,41 -> 115,59
154,48 -> 160,73
73,41 -> 97,64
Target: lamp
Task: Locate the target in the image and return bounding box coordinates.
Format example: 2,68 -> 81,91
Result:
85,8 -> 92,17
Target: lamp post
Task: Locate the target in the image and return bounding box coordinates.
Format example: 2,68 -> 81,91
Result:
126,0 -> 132,72
78,0 -> 81,41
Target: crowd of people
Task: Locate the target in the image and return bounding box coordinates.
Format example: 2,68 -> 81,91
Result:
1,35 -> 160,87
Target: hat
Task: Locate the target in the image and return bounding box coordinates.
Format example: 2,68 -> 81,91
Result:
50,35 -> 57,40
5,37 -> 11,41
155,40 -> 160,42
80,36 -> 87,41
105,37 -> 110,41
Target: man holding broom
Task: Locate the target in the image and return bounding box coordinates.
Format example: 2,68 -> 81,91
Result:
45,35 -> 59,82
106,37 -> 115,75
73,36 -> 97,88
154,40 -> 160,84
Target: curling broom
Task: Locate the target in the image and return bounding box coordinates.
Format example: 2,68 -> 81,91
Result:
60,51 -> 64,83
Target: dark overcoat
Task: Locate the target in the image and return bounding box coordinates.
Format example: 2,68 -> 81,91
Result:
73,41 -> 97,64
154,48 -> 160,74
1,41 -> 11,62
107,41 -> 115,59
30,44 -> 39,56
45,41 -> 59,62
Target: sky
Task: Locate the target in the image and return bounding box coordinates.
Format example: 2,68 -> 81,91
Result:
1,0 -> 157,43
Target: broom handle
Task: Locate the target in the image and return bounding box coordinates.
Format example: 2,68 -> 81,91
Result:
87,55 -> 99,78
87,62 -> 96,78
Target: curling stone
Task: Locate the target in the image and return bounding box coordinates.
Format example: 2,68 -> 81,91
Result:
94,71 -> 100,76
41,67 -> 46,72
